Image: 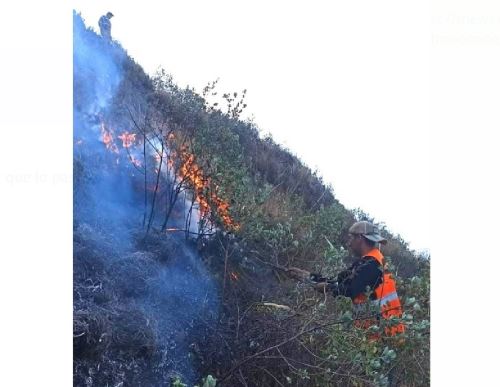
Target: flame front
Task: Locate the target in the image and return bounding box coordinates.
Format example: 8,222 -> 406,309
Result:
99,122 -> 142,170
178,147 -> 239,231
100,122 -> 119,153
118,131 -> 136,148
96,121 -> 238,231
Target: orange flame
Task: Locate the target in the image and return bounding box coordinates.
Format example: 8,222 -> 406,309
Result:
117,131 -> 136,148
178,147 -> 239,230
97,122 -> 237,230
100,123 -> 119,153
99,122 -> 140,170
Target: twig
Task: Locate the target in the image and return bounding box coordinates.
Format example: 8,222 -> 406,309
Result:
310,187 -> 327,211
122,145 -> 144,174
164,229 -> 216,237
146,140 -> 164,234
276,347 -> 299,372
218,312 -> 384,384
143,122 -> 147,228
238,369 -> 249,387
220,237 -> 229,300
261,303 -> 291,312
297,341 -> 330,363
126,106 -> 161,156
256,366 -> 285,387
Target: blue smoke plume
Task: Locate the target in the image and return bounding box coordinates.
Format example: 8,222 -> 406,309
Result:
73,11 -> 219,385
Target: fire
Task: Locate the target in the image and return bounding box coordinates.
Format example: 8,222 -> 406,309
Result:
178,147 -> 239,230
100,122 -> 119,153
99,122 -> 141,170
96,120 -> 237,231
117,131 -> 136,148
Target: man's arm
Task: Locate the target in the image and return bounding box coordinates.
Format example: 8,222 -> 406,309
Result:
329,258 -> 382,298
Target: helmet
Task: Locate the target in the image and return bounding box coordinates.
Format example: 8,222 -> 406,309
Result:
106,12 -> 114,18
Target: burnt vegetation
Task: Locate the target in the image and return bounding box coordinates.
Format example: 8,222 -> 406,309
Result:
73,12 -> 429,387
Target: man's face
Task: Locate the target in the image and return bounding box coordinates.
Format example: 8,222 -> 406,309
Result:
348,233 -> 364,256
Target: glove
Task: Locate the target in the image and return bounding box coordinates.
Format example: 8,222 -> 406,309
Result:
314,280 -> 339,295
314,282 -> 329,293
310,273 -> 328,283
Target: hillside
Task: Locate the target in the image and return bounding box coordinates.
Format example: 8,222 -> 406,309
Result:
73,11 -> 429,387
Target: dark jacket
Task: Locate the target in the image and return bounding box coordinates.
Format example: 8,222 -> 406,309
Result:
329,257 -> 383,299
99,16 -> 111,34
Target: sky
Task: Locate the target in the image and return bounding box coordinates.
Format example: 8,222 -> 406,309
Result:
73,1 -> 430,253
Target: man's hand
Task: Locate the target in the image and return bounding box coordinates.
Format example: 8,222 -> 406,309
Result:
286,267 -> 311,281
314,282 -> 329,293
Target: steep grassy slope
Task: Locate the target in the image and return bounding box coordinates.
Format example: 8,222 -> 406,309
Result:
74,11 -> 429,387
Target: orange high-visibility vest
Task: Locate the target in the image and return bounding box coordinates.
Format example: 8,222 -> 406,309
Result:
352,248 -> 405,337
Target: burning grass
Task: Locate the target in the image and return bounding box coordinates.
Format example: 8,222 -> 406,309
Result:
178,145 -> 239,231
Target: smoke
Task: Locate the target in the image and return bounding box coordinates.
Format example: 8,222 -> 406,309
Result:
73,11 -> 219,385
73,11 -> 136,236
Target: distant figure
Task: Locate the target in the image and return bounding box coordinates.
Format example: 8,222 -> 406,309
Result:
98,12 -> 114,42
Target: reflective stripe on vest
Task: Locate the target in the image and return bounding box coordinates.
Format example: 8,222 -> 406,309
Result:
354,292 -> 399,313
378,291 -> 399,306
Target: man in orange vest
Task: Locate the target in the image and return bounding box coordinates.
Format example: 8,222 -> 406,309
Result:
288,221 -> 405,337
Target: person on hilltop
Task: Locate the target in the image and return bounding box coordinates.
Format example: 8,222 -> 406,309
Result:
98,12 -> 114,42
